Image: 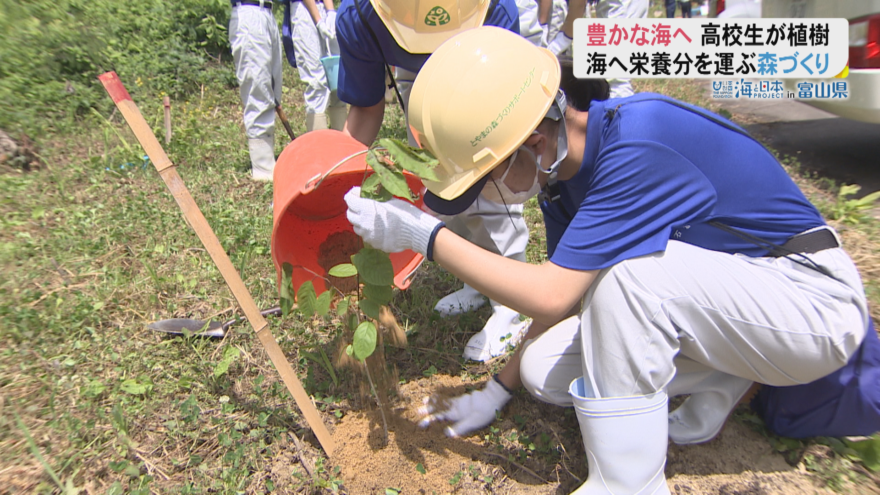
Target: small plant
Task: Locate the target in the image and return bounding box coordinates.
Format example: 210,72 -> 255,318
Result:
828,184 -> 880,225
277,138 -> 438,444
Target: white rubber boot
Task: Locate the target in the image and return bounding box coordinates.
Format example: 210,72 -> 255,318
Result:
305,112 -> 328,132
463,302 -> 530,362
667,370 -> 753,445
569,377 -> 670,495
248,135 -> 275,181
434,284 -> 486,316
327,105 -> 348,131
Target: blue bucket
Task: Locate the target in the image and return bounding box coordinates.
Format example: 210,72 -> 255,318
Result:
321,56 -> 340,92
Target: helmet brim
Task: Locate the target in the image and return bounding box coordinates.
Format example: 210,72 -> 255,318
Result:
423,175 -> 489,216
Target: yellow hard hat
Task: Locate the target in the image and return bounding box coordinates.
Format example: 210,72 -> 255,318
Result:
370,0 -> 492,54
408,26 -> 561,202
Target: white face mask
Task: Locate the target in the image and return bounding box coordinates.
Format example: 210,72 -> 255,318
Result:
482,146 -> 542,205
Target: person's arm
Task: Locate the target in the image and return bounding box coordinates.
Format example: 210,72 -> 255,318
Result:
433,228 -> 596,326
538,0 -> 552,25
342,100 -> 385,146
498,320 -> 550,386
563,0 -> 587,37
302,0 -> 322,24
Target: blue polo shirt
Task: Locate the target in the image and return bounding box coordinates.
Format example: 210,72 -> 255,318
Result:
336,0 -> 521,107
542,93 -> 826,271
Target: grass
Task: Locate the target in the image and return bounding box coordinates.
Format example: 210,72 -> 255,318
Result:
1,69 -> 879,493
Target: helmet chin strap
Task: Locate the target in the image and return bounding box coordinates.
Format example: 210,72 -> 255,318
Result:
538,90 -> 569,203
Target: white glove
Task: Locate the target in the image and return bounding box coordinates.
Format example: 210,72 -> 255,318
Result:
317,9 -> 337,41
418,378 -> 512,437
540,23 -> 550,48
548,31 -> 572,56
344,186 -> 443,256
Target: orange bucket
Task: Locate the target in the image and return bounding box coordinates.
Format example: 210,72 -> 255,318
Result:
271,130 -> 425,296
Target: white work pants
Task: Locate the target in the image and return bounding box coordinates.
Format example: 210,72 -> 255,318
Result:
546,0 -> 568,44
521,239 -> 868,403
230,5 -> 283,139
594,0 -> 648,97
290,2 -> 345,115
439,196 -> 529,261
516,0 -> 544,47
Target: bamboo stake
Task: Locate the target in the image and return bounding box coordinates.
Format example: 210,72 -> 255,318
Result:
163,96 -> 172,144
98,72 -> 334,457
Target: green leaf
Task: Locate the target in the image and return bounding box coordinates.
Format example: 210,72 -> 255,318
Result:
351,248 -> 394,286
316,290 -> 332,317
346,312 -> 359,332
366,151 -> 414,200
336,296 -> 350,315
361,173 -> 393,202
107,482 -> 124,495
363,283 -> 393,305
328,263 -> 357,278
377,138 -> 440,181
280,262 -> 295,317
839,184 -> 861,200
852,190 -> 880,209
385,489 -> 400,495
358,298 -> 381,319
120,379 -> 147,395
124,463 -> 141,478
214,346 -> 240,378
298,281 -> 317,318
352,321 -> 377,361
416,463 -> 426,475
84,379 -> 106,397
345,344 -> 354,356
846,435 -> 880,472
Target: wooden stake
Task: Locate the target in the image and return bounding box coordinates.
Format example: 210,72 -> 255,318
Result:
163,96 -> 172,144
98,72 -> 334,457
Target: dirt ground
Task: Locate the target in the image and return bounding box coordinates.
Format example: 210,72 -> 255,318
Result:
287,373 -> 867,494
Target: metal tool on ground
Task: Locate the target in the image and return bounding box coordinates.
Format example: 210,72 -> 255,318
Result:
275,105 -> 297,142
148,307 -> 282,338
98,72 -> 333,457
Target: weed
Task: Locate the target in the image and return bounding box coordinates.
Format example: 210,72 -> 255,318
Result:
828,184 -> 880,226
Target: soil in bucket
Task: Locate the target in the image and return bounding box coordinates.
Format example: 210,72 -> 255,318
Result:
316,230 -> 363,294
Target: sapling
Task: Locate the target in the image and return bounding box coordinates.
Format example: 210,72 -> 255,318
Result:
279,138 -> 439,445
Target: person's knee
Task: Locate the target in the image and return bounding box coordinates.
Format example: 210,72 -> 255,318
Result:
520,344 -> 572,406
519,318 -> 582,406
519,339 -> 546,398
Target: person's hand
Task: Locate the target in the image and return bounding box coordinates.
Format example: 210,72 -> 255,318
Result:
317,9 -> 337,41
344,187 -> 443,255
547,31 -> 572,56
540,23 -> 550,47
417,378 -> 512,437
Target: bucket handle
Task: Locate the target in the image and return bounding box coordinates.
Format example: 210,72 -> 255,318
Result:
395,256 -> 425,290
301,149 -> 370,194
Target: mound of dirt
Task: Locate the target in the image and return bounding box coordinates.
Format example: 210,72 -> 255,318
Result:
328,374 -> 841,494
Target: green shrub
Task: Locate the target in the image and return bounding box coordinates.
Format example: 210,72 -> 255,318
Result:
0,0 -> 236,136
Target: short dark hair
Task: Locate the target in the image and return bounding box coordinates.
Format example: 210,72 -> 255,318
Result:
559,61 -> 610,111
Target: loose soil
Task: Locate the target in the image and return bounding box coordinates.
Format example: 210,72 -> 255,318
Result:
317,230 -> 364,294
327,374 -> 867,494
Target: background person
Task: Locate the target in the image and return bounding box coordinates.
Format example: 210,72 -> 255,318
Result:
679,0 -> 692,18
335,0 -> 532,362
282,0 -> 349,131
541,0 -> 647,97
229,0 -> 284,181
343,27 -> 869,493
